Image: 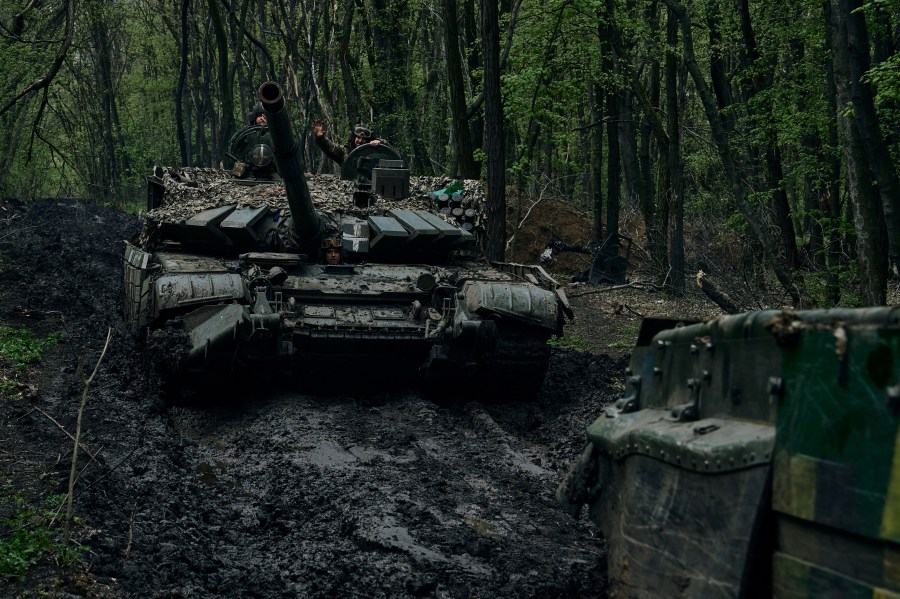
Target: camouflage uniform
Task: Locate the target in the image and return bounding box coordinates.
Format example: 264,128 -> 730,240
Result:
315,134 -> 352,166
315,125 -> 377,166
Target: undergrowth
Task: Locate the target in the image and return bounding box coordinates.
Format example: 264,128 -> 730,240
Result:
607,322 -> 640,349
0,326 -> 63,371
0,485 -> 86,581
548,333 -> 590,351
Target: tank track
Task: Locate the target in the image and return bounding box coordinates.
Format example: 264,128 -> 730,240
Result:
475,322 -> 552,399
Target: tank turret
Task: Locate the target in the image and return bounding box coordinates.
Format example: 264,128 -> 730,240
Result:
257,81 -> 323,254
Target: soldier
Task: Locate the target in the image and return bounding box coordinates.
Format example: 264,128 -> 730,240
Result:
312,121 -> 381,166
249,104 -> 268,126
322,235 -> 343,265
229,105 -> 275,178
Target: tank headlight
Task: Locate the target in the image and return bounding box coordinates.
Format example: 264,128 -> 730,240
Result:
416,272 -> 437,291
249,144 -> 274,167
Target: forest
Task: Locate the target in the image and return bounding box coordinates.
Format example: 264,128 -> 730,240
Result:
0,0 -> 898,306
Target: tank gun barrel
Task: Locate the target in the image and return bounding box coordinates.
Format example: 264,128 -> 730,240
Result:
258,81 -> 322,252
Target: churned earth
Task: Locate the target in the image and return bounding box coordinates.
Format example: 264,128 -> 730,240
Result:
0,198 -> 717,598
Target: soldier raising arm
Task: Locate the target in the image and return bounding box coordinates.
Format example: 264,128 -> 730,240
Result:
312,121 -> 381,166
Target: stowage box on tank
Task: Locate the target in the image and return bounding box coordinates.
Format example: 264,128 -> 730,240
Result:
558,307 -> 900,598
124,81 -> 572,395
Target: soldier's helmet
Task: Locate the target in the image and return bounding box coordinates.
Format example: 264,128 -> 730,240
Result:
321,236 -> 342,249
353,124 -> 374,141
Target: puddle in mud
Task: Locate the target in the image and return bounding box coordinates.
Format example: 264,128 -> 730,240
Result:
294,440 -> 418,468
196,460 -> 235,487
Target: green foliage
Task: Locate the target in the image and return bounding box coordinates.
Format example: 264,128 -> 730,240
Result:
607,321 -> 640,349
804,261 -> 863,308
0,486 -> 85,580
863,54 -> 900,107
0,327 -> 63,371
0,378 -> 18,398
723,212 -> 749,234
120,199 -> 147,215
547,334 -> 590,351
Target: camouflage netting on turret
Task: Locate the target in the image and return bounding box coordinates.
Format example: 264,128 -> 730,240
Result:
143,167 -> 487,242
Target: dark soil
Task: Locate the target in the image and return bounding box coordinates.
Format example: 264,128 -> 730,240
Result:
0,199 -> 718,598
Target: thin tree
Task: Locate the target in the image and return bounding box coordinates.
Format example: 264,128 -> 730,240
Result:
482,0 -> 505,261
666,6 -> 685,294
843,0 -> 900,279
442,0 -> 478,178
830,0 -> 887,304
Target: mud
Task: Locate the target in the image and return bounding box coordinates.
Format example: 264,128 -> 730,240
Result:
1,199 -> 624,598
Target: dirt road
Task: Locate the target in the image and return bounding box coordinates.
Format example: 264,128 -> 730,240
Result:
2,199 -> 622,598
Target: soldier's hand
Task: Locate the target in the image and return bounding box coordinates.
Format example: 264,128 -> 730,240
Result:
313,120 -> 324,137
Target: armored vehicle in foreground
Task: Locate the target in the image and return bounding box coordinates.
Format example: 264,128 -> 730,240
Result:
558,308 -> 900,598
123,81 -> 570,394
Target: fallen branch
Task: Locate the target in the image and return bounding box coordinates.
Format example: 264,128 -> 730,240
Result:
567,281 -> 663,298
29,404 -> 98,461
622,304 -> 644,318
65,327 -> 112,543
70,440 -> 141,501
125,501 -> 138,556
695,270 -> 741,314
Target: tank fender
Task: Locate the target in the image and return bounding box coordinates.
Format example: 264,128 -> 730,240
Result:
183,303 -> 283,364
154,273 -> 249,316
461,280 -> 557,331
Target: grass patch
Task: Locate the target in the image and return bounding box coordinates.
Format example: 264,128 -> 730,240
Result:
607,322 -> 640,349
0,327 -> 63,370
548,334 -> 590,351
0,378 -> 18,397
121,199 -> 146,215
0,487 -> 86,580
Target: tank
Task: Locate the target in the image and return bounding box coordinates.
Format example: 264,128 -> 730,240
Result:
556,308 -> 900,598
124,81 -> 572,395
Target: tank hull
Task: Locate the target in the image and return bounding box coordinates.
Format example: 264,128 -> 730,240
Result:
125,241 -> 559,394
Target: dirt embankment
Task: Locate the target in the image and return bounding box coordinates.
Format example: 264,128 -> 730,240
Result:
2,199 -> 661,598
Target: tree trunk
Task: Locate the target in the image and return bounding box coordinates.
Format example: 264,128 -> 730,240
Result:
442,0 -> 478,178
339,2 -> 361,123
370,0 -> 413,150
822,0 -> 843,303
463,0 -> 483,174
737,0 -> 801,270
482,0 -> 505,261
767,144 -> 800,268
176,0 -> 190,165
705,0 -> 735,135
602,0 -> 620,239
843,0 -> 900,278
666,7 -> 684,295
590,83 -> 604,243
513,2 -> 566,185
640,0 -> 661,272
209,0 -> 232,167
830,0 -> 887,304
